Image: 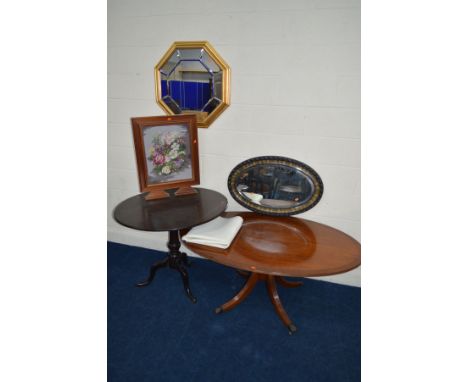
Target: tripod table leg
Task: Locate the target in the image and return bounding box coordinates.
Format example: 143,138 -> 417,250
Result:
180,252 -> 192,266
176,265 -> 197,303
136,257 -> 169,287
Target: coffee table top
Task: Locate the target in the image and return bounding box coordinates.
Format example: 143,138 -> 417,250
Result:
113,188 -> 228,232
183,211 -> 361,277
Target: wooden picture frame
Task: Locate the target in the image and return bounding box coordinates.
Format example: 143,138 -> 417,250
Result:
131,115 -> 200,200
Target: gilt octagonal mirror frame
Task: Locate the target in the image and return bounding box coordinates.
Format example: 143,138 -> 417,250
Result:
154,41 -> 231,128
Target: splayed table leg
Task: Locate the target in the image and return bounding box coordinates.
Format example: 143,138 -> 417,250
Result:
136,257 -> 169,287
215,272 -> 259,313
267,276 -> 297,335
216,271 -> 299,334
136,230 -> 196,303
277,276 -> 303,288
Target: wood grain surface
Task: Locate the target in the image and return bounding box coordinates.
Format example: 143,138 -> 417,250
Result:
183,211 -> 361,277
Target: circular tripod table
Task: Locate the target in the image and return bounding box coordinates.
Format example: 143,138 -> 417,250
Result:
183,211 -> 361,333
113,188 -> 227,303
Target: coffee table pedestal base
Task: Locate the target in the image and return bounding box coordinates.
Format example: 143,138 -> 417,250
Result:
215,272 -> 303,335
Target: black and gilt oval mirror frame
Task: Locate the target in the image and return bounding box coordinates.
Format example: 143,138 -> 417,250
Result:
227,156 -> 324,217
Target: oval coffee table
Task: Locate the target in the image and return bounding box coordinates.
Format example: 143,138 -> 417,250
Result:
183,211 -> 361,333
114,188 -> 227,303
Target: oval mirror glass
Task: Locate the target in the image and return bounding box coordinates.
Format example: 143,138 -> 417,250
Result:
155,41 -> 230,128
228,156 -> 324,216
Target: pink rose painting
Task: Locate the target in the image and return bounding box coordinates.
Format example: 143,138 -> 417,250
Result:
147,130 -> 188,177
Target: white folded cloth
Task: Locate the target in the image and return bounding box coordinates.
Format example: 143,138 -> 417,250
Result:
182,216 -> 243,249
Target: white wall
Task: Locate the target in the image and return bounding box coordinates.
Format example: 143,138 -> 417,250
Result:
108,0 -> 361,286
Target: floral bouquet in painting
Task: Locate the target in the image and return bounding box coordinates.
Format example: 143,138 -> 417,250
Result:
148,131 -> 188,176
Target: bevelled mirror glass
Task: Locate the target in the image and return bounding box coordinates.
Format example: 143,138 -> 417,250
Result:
155,41 -> 231,128
228,156 -> 324,216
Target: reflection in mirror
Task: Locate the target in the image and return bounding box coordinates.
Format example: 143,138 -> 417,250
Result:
155,41 -> 230,128
228,157 -> 324,216
160,49 -> 221,114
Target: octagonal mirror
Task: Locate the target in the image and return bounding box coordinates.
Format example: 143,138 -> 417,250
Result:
155,41 -> 231,128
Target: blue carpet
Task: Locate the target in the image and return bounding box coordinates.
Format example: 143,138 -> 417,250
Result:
108,241 -> 360,382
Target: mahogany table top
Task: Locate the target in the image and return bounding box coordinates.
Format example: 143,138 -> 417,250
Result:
183,211 -> 361,278
113,188 -> 227,232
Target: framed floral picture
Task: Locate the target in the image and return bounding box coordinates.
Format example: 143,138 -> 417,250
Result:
131,115 -> 200,200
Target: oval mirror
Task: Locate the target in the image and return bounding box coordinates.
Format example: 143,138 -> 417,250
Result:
155,41 -> 231,128
228,156 -> 324,216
